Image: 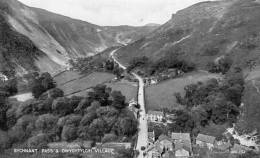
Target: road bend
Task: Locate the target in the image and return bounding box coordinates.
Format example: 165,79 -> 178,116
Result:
110,49 -> 148,158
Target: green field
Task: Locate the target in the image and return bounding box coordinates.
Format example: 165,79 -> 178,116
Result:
54,71 -> 82,86
145,71 -> 221,111
106,80 -> 138,102
55,71 -> 116,96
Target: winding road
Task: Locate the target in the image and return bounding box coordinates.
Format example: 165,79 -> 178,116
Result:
110,49 -> 148,158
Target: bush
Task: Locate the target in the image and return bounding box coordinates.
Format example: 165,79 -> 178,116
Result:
101,133 -> 117,143
35,114 -> 58,133
52,97 -> 74,116
48,88 -> 64,99
27,133 -> 50,149
0,130 -> 11,149
61,125 -> 78,142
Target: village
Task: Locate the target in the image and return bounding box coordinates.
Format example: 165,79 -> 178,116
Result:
128,99 -> 259,158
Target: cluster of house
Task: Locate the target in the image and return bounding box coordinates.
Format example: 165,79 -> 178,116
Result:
144,69 -> 184,86
145,131 -> 254,158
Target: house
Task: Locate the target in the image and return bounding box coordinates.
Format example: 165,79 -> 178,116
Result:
147,111 -> 164,122
171,133 -> 192,157
196,134 -> 216,150
162,151 -> 174,158
148,131 -> 155,145
175,141 -> 191,158
231,144 -> 251,154
128,98 -> 139,118
145,144 -> 162,158
0,73 -> 8,81
215,141 -> 232,152
156,135 -> 174,151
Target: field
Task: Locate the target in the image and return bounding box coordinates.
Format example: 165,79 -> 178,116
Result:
54,71 -> 116,96
145,71 -> 221,111
54,71 -> 137,102
105,80 -> 138,102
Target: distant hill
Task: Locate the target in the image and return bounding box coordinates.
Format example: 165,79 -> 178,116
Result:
0,0 -> 158,76
116,0 -> 260,71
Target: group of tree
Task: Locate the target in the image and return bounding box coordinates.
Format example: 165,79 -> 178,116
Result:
69,57 -> 124,78
207,56 -> 233,74
31,72 -> 56,98
127,53 -> 195,76
170,66 -> 245,135
0,84 -> 138,151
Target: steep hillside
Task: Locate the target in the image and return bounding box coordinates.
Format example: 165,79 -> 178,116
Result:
0,0 -> 158,76
116,0 -> 260,71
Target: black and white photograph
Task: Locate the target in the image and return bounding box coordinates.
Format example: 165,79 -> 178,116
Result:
0,0 -> 260,157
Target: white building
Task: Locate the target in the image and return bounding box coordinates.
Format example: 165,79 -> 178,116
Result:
147,111 -> 164,122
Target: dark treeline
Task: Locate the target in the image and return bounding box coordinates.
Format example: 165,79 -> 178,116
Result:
169,66 -> 244,137
0,73 -> 138,151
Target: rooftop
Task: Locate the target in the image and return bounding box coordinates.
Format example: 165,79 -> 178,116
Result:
171,133 -> 191,141
147,110 -> 164,116
196,134 -> 216,144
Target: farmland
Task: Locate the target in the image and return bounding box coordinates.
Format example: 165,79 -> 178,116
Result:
54,71 -> 116,96
145,71 -> 221,111
106,80 -> 138,102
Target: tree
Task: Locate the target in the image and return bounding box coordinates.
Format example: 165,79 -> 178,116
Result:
74,98 -> 91,113
101,133 -> 117,143
111,91 -> 126,109
80,113 -> 97,126
85,101 -> 101,114
88,118 -> 107,141
113,117 -> 138,136
27,133 -> 50,149
9,115 -> 36,143
88,84 -> 110,106
31,72 -> 56,98
61,125 -> 78,141
48,88 -> 64,99
33,98 -> 53,115
0,94 -> 8,130
31,82 -> 45,99
52,97 -> 74,116
3,78 -> 18,96
35,114 -> 58,133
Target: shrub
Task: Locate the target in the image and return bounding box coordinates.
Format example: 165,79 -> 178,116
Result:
27,133 -> 50,149
61,125 -> 78,142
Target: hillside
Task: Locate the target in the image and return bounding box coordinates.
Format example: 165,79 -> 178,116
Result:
116,0 -> 260,71
0,0 -> 158,76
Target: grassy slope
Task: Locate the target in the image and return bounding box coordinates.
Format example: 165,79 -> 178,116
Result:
236,79 -> 260,134
54,70 -> 137,102
106,80 -> 138,102
54,71 -> 115,96
145,71 -> 221,111
116,0 -> 260,71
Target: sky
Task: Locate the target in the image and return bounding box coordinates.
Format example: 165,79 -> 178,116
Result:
18,0 -> 212,26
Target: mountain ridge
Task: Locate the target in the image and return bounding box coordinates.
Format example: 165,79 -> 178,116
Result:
0,0 -> 159,76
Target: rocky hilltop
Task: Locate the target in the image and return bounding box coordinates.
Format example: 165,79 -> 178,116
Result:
0,0 -> 158,76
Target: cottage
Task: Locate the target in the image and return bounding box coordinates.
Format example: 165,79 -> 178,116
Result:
157,135 -> 173,151
128,98 -> 139,118
148,131 -> 155,145
215,141 -> 232,151
145,144 -> 162,158
171,133 -> 192,157
162,151 -> 174,158
196,134 -> 216,150
147,111 -> 164,122
175,141 -> 191,158
231,144 -> 251,154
